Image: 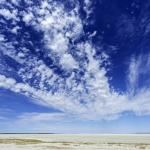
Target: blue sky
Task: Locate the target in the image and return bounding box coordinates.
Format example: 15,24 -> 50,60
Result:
0,0 -> 150,133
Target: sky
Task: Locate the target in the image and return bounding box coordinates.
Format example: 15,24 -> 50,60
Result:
0,0 -> 150,133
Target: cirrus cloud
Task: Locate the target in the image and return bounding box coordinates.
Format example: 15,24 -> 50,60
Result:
0,0 -> 150,121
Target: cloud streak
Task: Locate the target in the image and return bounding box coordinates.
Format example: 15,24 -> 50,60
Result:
128,54 -> 150,95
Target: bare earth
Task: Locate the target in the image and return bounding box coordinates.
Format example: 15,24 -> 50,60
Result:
0,134 -> 150,150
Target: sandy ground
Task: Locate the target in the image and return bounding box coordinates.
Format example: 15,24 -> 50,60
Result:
0,134 -> 150,150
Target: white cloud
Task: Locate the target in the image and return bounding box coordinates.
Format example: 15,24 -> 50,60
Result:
0,72 -> 141,121
130,89 -> 150,116
60,54 -> 78,69
18,112 -> 67,122
83,0 -> 93,19
46,33 -> 69,54
128,56 -> 141,95
0,8 -> 18,20
0,0 -> 150,122
11,0 -> 19,5
128,54 -> 150,95
22,12 -> 33,24
0,34 -> 5,42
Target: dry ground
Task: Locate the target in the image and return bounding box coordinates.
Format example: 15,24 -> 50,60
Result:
0,134 -> 150,150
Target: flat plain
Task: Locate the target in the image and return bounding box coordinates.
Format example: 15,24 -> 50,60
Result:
0,134 -> 150,150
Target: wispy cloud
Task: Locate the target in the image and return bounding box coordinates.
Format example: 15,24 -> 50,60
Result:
128,53 -> 150,95
128,55 -> 141,95
0,0 -> 150,122
127,53 -> 150,116
17,112 -> 68,123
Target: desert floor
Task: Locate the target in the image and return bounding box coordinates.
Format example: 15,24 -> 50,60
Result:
0,134 -> 150,150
